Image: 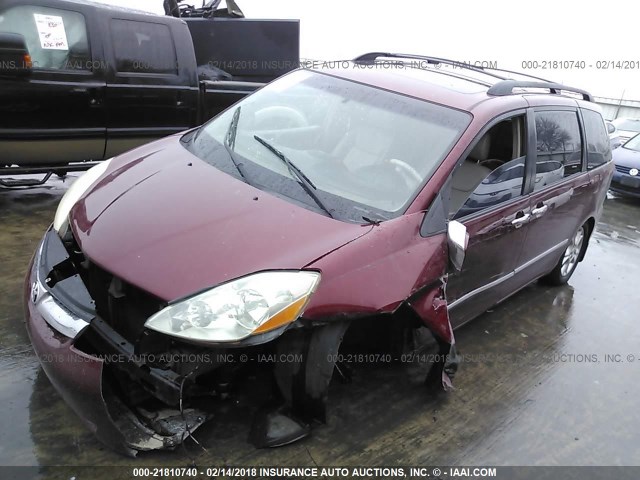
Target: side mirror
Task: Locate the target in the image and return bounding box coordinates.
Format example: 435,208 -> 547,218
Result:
0,33 -> 32,77
606,122 -> 615,134
448,220 -> 468,271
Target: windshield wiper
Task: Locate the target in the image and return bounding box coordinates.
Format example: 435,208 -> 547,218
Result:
361,216 -> 382,226
253,135 -> 334,218
226,106 -> 241,149
223,106 -> 249,181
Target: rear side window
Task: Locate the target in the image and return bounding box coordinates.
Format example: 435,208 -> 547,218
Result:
110,19 -> 177,74
582,109 -> 612,169
533,111 -> 583,191
0,5 -> 91,71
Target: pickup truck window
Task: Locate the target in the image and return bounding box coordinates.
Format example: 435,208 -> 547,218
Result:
110,19 -> 177,75
0,5 -> 90,71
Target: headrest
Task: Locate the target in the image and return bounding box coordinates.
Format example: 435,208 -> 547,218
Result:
468,135 -> 491,161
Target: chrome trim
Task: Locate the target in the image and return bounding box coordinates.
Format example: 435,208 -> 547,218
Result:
35,293 -> 90,339
31,238 -> 90,339
511,213 -> 531,228
513,240 -> 568,275
448,271 -> 514,310
448,240 -> 569,310
531,204 -> 549,217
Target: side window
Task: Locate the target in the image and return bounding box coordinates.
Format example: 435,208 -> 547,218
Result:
0,5 -> 90,71
533,111 -> 582,191
582,109 -> 612,170
110,19 -> 177,75
450,115 -> 526,219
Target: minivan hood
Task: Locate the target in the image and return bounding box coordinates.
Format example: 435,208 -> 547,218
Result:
616,130 -> 640,143
69,135 -> 371,301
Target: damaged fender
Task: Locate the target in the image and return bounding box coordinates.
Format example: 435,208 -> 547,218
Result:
303,210 -> 460,392
407,278 -> 458,391
250,321 -> 350,448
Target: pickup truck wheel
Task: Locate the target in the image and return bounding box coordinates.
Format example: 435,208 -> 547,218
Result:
541,223 -> 587,286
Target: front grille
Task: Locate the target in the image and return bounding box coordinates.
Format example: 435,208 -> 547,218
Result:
65,231 -> 165,344
85,262 -> 166,343
615,165 -> 633,175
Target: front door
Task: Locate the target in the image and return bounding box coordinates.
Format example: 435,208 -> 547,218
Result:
445,112 -> 532,328
0,2 -> 106,166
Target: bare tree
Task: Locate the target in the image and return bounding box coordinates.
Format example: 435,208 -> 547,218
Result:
536,117 -> 571,152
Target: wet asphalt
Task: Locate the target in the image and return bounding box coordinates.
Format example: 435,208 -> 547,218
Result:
0,174 -> 639,476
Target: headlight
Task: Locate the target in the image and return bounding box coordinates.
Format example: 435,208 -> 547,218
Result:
53,159 -> 112,234
144,271 -> 321,344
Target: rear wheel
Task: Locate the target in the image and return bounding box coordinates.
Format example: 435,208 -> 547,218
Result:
541,223 -> 587,286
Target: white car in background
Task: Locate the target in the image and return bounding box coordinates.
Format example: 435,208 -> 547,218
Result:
606,122 -> 622,150
609,118 -> 640,147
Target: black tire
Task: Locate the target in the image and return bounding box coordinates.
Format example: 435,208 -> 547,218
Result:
541,223 -> 588,286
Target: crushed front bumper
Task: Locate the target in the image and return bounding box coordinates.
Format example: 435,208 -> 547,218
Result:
24,229 -> 361,454
23,229 -> 207,456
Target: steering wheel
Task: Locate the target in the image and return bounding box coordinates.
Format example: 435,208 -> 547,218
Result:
254,106 -> 308,130
478,158 -> 504,171
389,158 -> 422,188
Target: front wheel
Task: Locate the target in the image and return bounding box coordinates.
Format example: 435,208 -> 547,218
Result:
541,223 -> 587,286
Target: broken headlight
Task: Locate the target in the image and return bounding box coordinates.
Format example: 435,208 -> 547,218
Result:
53,159 -> 112,235
144,271 -> 320,344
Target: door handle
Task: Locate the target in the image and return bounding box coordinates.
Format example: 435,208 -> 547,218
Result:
531,204 -> 549,217
574,181 -> 592,194
511,213 -> 530,228
87,88 -> 102,106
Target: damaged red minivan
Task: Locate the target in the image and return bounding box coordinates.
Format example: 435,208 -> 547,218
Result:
24,53 -> 613,456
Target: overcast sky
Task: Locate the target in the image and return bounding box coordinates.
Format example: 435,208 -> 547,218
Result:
94,0 -> 640,100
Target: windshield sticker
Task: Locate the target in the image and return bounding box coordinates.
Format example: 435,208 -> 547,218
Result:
34,14 -> 69,50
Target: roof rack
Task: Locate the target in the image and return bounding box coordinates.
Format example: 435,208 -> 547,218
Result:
352,52 -> 594,102
353,52 -> 508,81
487,80 -> 593,102
354,52 -> 556,82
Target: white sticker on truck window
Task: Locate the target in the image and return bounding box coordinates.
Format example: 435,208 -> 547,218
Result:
33,14 -> 69,50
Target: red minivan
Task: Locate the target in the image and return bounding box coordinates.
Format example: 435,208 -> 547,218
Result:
23,53 -> 614,455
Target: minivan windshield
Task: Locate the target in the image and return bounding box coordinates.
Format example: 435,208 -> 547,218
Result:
186,70 -> 471,222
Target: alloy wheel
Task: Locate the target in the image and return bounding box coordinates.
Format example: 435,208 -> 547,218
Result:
560,227 -> 585,277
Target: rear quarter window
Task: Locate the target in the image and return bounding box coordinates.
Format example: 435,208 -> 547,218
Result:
582,109 -> 612,169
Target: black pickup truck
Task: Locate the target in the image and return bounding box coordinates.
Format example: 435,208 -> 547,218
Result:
0,0 -> 299,185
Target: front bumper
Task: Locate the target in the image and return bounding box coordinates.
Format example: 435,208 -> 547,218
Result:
23,230 -> 207,456
24,228 -> 335,454
610,170 -> 640,197
24,245 -> 136,455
